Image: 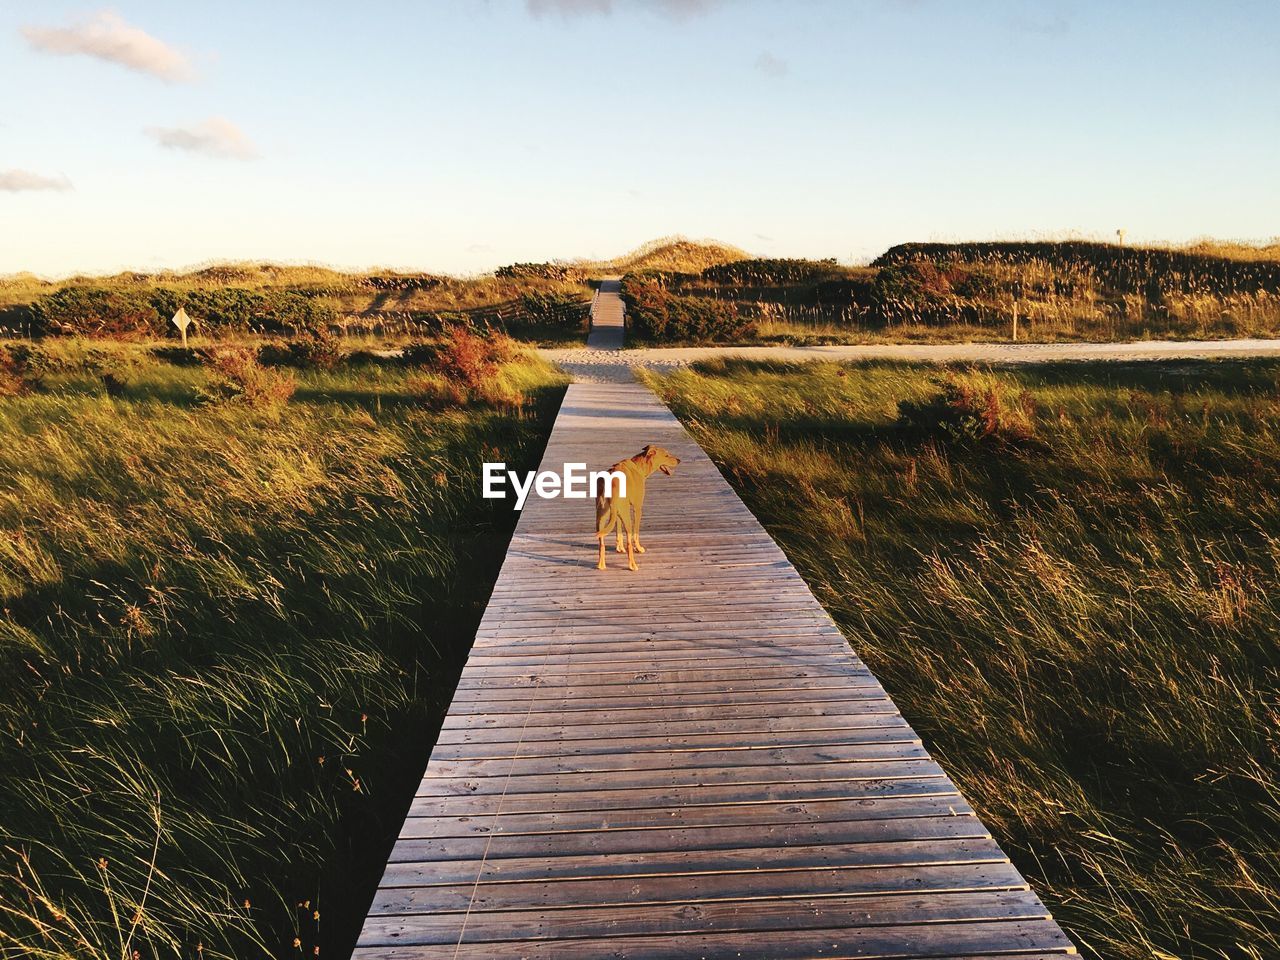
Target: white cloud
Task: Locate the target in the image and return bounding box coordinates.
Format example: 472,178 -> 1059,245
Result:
22,10 -> 192,83
146,117 -> 257,160
754,51 -> 789,77
0,169 -> 73,192
527,0 -> 720,19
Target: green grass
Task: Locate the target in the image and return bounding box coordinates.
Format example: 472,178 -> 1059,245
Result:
643,357 -> 1280,960
0,341 -> 566,959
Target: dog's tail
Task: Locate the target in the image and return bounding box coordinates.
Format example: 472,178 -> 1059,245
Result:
594,468 -> 624,539
595,497 -> 617,540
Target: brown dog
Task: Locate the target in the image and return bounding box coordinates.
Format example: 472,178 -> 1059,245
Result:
595,444 -> 680,571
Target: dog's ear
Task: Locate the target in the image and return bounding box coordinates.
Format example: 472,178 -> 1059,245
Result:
641,444 -> 655,457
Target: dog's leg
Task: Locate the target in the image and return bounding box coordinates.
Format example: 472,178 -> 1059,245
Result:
624,507 -> 638,571
616,524 -> 625,553
596,536 -> 607,571
633,502 -> 646,553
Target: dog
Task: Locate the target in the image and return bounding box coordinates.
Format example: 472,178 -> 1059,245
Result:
595,444 -> 680,571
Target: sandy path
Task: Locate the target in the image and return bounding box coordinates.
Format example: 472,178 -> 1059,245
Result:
541,338 -> 1280,383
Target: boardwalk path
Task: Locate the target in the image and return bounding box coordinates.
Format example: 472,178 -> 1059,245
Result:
354,281 -> 1075,958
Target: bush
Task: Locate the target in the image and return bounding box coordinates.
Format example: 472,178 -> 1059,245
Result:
363,273 -> 442,291
165,289 -> 337,335
865,260 -> 1001,326
621,279 -> 755,342
0,347 -> 36,397
874,241 -> 1280,298
496,262 -> 575,281
700,258 -> 841,286
403,327 -> 524,409
31,287 -> 160,337
898,371 -> 1039,448
433,326 -> 507,388
200,347 -> 296,408
519,291 -> 589,329
258,331 -> 345,370
32,287 -> 339,338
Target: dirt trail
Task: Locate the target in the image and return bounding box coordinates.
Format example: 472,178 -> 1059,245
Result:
543,337 -> 1280,383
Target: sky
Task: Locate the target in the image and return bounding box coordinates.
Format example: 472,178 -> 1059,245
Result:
1,0 -> 1277,277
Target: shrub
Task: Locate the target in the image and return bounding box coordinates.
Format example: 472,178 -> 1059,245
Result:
700,258 -> 841,286
404,327 -> 525,409
200,347 -> 296,408
31,286 -> 160,337
496,262 -> 575,281
519,291 -> 589,329
31,287 -> 339,338
169,289 -> 337,335
621,279 -> 755,342
433,326 -> 502,388
0,348 -> 35,397
874,241 -> 1280,298
898,371 -> 1039,447
363,273 -> 442,291
258,331 -> 345,370
864,260 -> 1000,326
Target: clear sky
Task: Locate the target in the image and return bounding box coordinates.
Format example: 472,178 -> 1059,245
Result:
2,0 -> 1277,277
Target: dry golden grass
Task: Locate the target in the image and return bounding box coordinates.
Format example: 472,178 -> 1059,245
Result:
0,338 -> 566,959
647,357 -> 1280,960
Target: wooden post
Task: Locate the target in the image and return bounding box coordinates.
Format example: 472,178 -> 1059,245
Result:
1011,298 -> 1019,342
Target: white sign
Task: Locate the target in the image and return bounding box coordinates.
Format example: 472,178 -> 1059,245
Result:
171,307 -> 192,346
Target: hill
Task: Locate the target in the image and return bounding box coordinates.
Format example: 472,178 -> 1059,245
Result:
584,236 -> 751,275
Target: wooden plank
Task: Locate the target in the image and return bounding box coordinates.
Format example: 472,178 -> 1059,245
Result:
353,919 -> 1074,959
405,776 -> 962,818
397,794 -> 973,839
388,814 -> 988,864
444,687 -> 891,716
449,673 -> 876,703
379,836 -> 1010,886
440,698 -> 903,731
360,890 -> 1048,945
370,860 -> 1033,914
414,758 -> 945,797
424,742 -> 929,780
429,722 -> 917,760
436,709 -> 908,745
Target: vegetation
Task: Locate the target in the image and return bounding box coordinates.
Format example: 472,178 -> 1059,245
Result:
644,357 -> 1280,960
580,236 -> 749,275
621,277 -> 756,342
9,237 -> 1278,347
0,337 -> 566,960
623,240 -> 1280,345
0,262 -> 592,346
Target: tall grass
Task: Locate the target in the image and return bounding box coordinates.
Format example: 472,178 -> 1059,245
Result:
0,341 -> 566,959
645,357 -> 1280,960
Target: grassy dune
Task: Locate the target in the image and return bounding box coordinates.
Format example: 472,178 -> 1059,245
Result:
0,342 -> 565,959
625,240 -> 1280,345
645,358 -> 1280,959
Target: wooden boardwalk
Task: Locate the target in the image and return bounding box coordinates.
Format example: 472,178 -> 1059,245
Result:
353,284 -> 1075,958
